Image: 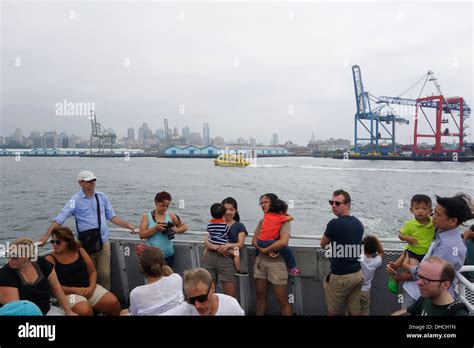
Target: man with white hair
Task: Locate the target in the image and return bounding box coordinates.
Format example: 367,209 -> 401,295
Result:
162,268 -> 244,316
39,171 -> 135,290
392,256 -> 468,316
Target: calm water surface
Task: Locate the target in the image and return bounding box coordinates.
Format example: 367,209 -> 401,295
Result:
0,157 -> 472,244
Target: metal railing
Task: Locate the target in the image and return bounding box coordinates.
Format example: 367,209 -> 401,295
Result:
108,228 -> 474,315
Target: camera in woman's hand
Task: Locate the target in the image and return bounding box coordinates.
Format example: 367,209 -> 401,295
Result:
161,222 -> 175,240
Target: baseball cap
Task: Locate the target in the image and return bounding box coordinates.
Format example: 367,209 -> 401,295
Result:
78,171 -> 97,182
0,300 -> 43,316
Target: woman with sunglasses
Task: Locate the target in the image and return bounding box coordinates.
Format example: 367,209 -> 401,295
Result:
252,193 -> 293,315
202,197 -> 248,298
45,227 -> 121,315
122,245 -> 183,315
0,237 -> 76,315
162,268 -> 244,315
138,191 -> 188,268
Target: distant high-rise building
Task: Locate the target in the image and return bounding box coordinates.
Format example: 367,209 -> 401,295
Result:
13,128 -> 23,143
62,135 -> 75,148
182,126 -> 190,140
271,133 -> 279,146
308,131 -> 317,148
173,126 -> 179,137
155,129 -> 165,140
203,123 -> 210,145
189,132 -> 203,145
138,123 -> 153,144
138,123 -> 148,143
127,127 -> 135,141
44,131 -> 61,148
31,131 -> 42,148
32,136 -> 44,148
249,137 -> 256,147
213,136 -> 225,146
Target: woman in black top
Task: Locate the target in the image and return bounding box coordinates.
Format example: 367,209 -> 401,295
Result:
203,197 -> 249,298
0,237 -> 76,315
45,227 -> 121,315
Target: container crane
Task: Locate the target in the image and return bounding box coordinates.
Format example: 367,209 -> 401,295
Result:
352,65 -> 409,154
89,110 -> 116,155
377,71 -> 471,155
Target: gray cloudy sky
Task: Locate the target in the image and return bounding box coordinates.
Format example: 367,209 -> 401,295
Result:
1,0 -> 472,145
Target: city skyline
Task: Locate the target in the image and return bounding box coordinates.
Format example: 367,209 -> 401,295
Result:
1,123 -> 330,148
1,1 -> 472,145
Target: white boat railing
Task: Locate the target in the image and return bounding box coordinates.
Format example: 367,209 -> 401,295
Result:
109,227 -> 404,244
457,266 -> 474,312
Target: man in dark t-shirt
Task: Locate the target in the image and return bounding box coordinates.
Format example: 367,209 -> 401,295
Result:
320,189 -> 364,315
392,256 -> 469,316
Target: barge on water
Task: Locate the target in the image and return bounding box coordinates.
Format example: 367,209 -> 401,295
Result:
332,154 -> 474,162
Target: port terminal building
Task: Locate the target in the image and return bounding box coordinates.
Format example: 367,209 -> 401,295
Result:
164,145 -> 288,157
0,148 -> 145,156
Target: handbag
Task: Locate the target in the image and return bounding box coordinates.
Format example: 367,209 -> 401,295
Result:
76,194 -> 103,254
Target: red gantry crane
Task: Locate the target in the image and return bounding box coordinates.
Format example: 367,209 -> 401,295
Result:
377,71 -> 471,156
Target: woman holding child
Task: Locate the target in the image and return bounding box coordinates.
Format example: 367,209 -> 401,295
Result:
202,197 -> 248,298
252,193 -> 293,315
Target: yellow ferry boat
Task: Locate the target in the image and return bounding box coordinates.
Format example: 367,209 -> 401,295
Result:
214,153 -> 250,167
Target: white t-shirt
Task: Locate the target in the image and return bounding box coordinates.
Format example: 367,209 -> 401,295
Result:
161,293 -> 245,316
129,273 -> 184,315
360,254 -> 382,292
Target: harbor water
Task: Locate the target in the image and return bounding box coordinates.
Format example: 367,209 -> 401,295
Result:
0,156 -> 473,244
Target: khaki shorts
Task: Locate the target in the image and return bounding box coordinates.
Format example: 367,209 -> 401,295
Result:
253,254 -> 288,286
323,270 -> 363,315
66,284 -> 109,308
202,250 -> 236,282
360,290 -> 370,316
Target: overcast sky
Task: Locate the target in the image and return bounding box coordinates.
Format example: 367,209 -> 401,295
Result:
1,0 -> 472,145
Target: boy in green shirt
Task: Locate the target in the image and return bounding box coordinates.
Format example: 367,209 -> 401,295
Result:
388,194 -> 435,293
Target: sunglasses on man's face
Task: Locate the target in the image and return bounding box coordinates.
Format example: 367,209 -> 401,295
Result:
329,200 -> 346,207
185,285 -> 211,305
50,239 -> 63,245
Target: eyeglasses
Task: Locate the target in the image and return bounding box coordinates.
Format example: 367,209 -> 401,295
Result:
329,200 -> 346,207
416,274 -> 449,284
50,239 -> 63,245
86,179 -> 96,183
185,284 -> 212,305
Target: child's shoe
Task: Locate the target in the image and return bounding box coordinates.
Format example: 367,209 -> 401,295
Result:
388,277 -> 398,294
135,242 -> 146,257
288,267 -> 301,276
235,270 -> 249,276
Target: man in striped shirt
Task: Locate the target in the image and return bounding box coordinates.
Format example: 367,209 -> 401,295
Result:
204,203 -> 247,275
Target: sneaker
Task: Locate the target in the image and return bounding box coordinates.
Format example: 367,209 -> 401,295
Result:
289,267 -> 301,276
135,242 -> 147,257
388,277 -> 398,294
235,270 -> 249,276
